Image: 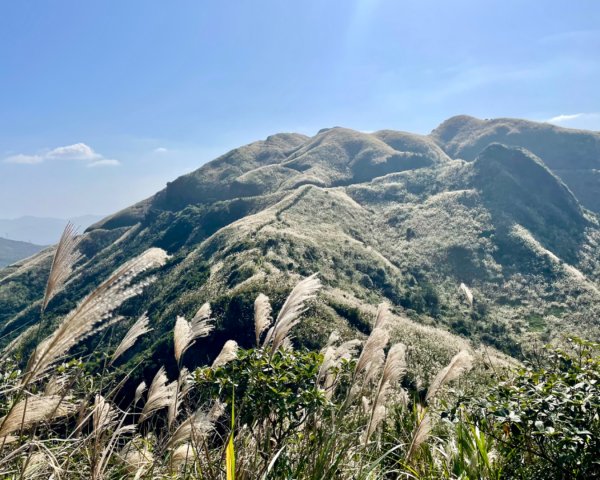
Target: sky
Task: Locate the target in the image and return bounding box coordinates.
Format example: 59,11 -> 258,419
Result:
1,0 -> 599,219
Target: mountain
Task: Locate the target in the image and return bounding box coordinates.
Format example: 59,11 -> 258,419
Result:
1,116 -> 599,371
0,237 -> 45,268
0,214 -> 104,245
431,115 -> 600,212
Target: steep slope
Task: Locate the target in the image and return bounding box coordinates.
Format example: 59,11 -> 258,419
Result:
93,133 -> 309,230
473,143 -> 587,263
0,237 -> 45,268
2,118 -> 600,371
431,115 -> 600,212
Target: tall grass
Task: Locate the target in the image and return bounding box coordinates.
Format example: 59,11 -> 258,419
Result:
0,225 -> 519,479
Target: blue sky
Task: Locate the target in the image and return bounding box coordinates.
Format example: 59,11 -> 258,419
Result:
1,0 -> 599,218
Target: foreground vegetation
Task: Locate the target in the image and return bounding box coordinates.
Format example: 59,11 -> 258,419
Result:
0,227 -> 598,478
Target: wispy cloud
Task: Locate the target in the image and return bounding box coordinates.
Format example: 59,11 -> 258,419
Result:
153,147 -> 168,154
546,113 -> 600,131
88,159 -> 121,168
4,143 -> 120,167
4,153 -> 44,164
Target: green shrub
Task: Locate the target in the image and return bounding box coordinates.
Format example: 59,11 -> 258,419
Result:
470,338 -> 600,479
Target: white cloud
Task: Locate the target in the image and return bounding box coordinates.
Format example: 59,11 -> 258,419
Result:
547,113 -> 585,123
545,113 -> 600,131
4,153 -> 44,164
3,142 -> 120,167
47,142 -> 101,161
88,159 -> 121,168
153,147 -> 168,154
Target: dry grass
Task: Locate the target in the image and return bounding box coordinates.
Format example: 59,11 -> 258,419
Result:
139,367 -> 175,423
264,273 -> 321,352
425,350 -> 474,403
41,222 -> 82,312
24,247 -> 169,385
110,313 -> 152,364
174,303 -> 214,364
0,395 -> 76,438
253,293 -> 272,346
0,256 -> 491,479
212,340 -> 239,368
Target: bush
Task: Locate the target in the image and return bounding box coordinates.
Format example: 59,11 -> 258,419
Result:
195,348 -> 326,448
470,338 -> 600,479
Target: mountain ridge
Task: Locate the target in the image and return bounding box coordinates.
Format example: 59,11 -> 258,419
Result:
0,237 -> 45,268
2,116 -> 600,370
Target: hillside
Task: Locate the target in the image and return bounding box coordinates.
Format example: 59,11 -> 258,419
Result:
0,237 -> 44,268
1,116 -> 600,371
431,115 -> 600,212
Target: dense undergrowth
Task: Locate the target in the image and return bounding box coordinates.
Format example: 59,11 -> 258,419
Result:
0,227 -> 598,479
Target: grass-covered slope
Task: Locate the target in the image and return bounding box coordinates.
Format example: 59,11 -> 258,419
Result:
431,115 -> 600,212
0,237 -> 45,268
1,118 -> 600,368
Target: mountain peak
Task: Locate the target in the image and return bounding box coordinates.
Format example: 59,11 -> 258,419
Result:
3,116 -> 600,375
431,115 -> 600,212
474,143 -> 586,263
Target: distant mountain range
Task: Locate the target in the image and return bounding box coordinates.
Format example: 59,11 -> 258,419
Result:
0,237 -> 45,268
0,214 -> 104,245
1,115 -> 599,370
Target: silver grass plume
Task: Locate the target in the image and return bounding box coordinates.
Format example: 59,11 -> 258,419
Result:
42,222 -> 82,311
0,395 -> 76,438
134,381 -> 147,404
23,452 -> 47,479
459,283 -> 474,308
265,273 -> 321,352
44,374 -> 70,396
191,302 -> 212,335
111,313 -> 153,364
254,293 -> 272,345
212,340 -> 238,368
140,367 -> 176,422
168,368 -> 190,429
354,328 -> 389,379
350,328 -> 389,400
364,343 -> 407,443
119,439 -> 154,477
425,350 -> 474,403
23,451 -> 60,480
281,336 -> 294,351
406,408 -> 433,462
318,347 -> 336,384
93,424 -> 136,480
325,330 -> 340,347
93,394 -> 117,436
361,396 -> 371,414
319,338 -> 361,399
364,347 -> 386,387
380,343 -> 407,392
171,443 -> 197,469
167,406 -> 218,449
373,303 -> 391,329
318,336 -> 361,380
24,247 -> 168,384
173,316 -> 192,363
173,303 -> 213,363
208,399 -> 226,421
